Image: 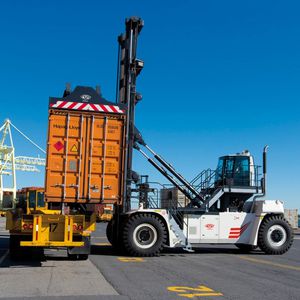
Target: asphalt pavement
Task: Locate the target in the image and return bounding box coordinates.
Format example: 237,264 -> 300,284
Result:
0,218 -> 299,300
89,224 -> 300,300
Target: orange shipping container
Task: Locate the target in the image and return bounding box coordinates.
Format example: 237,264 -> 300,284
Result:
45,88 -> 126,204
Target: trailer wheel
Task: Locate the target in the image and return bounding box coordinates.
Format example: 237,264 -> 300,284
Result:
236,244 -> 257,252
9,235 -> 22,260
123,214 -> 167,257
9,235 -> 37,260
78,254 -> 88,260
68,253 -> 89,260
258,215 -> 294,255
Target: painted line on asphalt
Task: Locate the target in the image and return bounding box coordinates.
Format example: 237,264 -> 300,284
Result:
93,242 -> 111,246
118,257 -> 145,262
0,250 -> 9,265
168,285 -> 223,298
238,256 -> 300,271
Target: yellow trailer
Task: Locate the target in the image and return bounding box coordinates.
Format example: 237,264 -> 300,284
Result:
6,187 -> 96,259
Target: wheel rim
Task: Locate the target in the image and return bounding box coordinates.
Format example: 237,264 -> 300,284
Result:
133,223 -> 158,249
267,224 -> 287,248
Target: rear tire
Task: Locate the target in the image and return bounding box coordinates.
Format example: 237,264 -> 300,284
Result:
123,213 -> 167,257
258,215 -> 293,255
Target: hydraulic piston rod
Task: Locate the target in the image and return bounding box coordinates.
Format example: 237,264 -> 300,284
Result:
134,144 -> 201,207
144,144 -> 204,203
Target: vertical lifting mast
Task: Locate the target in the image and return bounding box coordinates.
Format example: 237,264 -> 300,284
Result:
116,17 -> 205,209
117,17 -> 144,212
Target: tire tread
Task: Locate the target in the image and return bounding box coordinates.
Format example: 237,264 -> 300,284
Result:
123,213 -> 167,257
258,215 -> 293,255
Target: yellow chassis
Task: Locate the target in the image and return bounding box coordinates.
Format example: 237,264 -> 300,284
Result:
6,210 -> 96,248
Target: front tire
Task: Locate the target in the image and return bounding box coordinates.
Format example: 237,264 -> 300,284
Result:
258,215 -> 293,255
123,213 -> 167,257
106,220 -> 113,245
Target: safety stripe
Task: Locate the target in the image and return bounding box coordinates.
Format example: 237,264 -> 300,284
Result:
67,218 -> 71,241
228,222 -> 250,239
50,101 -> 124,114
35,217 -> 39,241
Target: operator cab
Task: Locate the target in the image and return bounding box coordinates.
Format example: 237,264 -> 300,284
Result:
215,150 -> 256,188
17,187 -> 46,214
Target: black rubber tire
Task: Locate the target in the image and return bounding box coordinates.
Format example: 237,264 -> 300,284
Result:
67,253 -> 88,260
78,254 -> 88,260
236,244 -> 257,252
106,218 -> 125,253
9,235 -> 36,260
67,253 -> 78,260
106,220 -> 113,245
123,213 -> 167,257
9,235 -> 21,260
258,215 -> 294,255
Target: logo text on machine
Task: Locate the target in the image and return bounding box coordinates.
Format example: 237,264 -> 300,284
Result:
205,224 -> 215,230
80,94 -> 92,102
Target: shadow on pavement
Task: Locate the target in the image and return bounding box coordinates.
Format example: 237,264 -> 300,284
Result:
90,244 -> 267,257
0,252 -> 45,268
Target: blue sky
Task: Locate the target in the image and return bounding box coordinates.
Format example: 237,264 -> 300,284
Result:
0,1 -> 299,210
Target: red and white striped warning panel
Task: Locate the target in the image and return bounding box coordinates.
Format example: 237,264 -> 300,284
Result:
50,101 -> 125,114
228,222 -> 250,239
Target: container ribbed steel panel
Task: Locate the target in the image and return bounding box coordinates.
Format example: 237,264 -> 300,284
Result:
44,86 -> 126,204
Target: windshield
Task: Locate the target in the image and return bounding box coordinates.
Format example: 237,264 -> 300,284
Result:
28,191 -> 36,209
37,192 -> 45,207
215,158 -> 225,182
233,156 -> 250,186
215,156 -> 250,186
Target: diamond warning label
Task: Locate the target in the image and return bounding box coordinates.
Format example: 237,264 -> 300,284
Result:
53,141 -> 64,151
70,144 -> 78,153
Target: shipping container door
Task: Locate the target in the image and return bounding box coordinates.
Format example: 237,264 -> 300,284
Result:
89,116 -> 124,203
46,112 -> 87,202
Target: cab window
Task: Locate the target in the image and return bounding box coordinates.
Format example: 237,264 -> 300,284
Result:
233,157 -> 250,186
225,159 -> 234,175
28,191 -> 36,208
215,158 -> 225,182
37,192 -> 45,207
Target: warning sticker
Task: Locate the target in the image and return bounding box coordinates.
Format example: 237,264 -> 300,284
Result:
53,141 -> 64,151
70,144 -> 78,153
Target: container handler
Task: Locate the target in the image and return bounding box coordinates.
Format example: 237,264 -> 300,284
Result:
106,17 -> 294,257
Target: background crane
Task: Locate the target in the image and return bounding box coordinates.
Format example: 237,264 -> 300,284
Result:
0,119 -> 46,209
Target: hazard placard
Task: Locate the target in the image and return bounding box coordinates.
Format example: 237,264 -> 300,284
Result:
70,144 -> 78,153
53,141 -> 64,151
